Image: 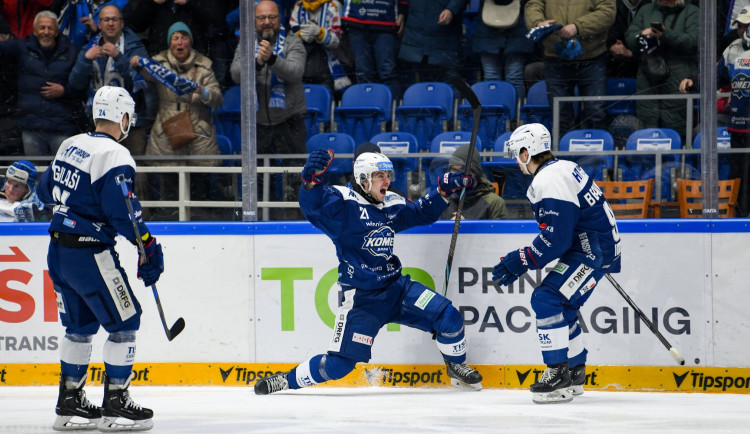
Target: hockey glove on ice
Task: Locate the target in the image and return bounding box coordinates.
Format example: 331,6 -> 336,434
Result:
492,249 -> 531,287
301,149 -> 334,186
437,171 -> 474,196
138,236 -> 164,287
526,23 -> 562,42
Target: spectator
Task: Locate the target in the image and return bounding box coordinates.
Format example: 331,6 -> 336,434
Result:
341,0 -> 403,99
130,21 -> 223,212
123,0 -> 224,58
607,0 -> 650,79
473,0 -> 534,99
440,144 -> 509,220
0,0 -> 53,39
717,9 -> 750,217
0,11 -> 83,157
525,0 -> 615,135
289,0 -> 351,96
0,16 -> 22,158
625,0 -> 699,139
230,0 -> 306,218
0,160 -> 44,222
398,0 -> 464,84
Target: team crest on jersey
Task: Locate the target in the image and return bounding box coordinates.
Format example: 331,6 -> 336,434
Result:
732,72 -> 750,99
362,226 -> 395,259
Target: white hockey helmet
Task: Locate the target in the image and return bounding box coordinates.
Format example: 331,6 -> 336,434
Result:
506,123 -> 551,175
92,86 -> 136,141
353,152 -> 395,196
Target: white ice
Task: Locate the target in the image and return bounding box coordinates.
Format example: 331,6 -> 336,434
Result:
2,386 -> 747,433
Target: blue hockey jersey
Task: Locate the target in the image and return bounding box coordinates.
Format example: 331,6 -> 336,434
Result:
522,159 -> 621,273
37,132 -> 149,245
299,184 -> 448,290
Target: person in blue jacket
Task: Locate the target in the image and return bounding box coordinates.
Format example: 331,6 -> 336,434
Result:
492,123 -> 622,404
254,149 -> 483,395
38,86 -> 163,431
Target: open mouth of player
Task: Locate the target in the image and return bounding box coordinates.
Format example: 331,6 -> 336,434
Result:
380,187 -> 387,196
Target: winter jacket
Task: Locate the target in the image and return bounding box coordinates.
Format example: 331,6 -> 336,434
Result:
0,33 -> 81,134
398,0 -> 464,66
0,0 -> 53,38
525,0 -> 615,61
141,49 -> 223,165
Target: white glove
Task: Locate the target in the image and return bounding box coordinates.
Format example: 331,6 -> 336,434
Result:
299,23 -> 321,43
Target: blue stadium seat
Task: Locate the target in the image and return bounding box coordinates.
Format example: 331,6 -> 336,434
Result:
606,77 -> 637,116
334,83 -> 392,145
304,84 -> 333,140
306,133 -> 356,181
216,134 -> 235,167
693,127 -> 731,180
519,80 -> 552,130
395,82 -> 455,151
457,80 -> 517,147
213,86 -> 242,153
371,131 -> 418,194
624,128 -> 683,199
424,131 -> 482,191
559,129 -> 614,181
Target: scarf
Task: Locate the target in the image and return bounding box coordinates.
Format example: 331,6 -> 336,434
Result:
137,56 -> 199,96
256,28 -> 288,108
292,3 -> 349,91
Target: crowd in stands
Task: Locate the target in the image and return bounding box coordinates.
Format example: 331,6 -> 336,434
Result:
0,0 -> 746,220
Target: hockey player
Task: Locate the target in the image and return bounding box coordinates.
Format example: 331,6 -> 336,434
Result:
491,123 -> 621,404
38,86 -> 164,431
254,149 -> 483,395
0,160 -> 42,222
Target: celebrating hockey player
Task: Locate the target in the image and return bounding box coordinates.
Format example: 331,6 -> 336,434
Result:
254,150 -> 483,395
38,86 -> 164,431
491,123 -> 621,404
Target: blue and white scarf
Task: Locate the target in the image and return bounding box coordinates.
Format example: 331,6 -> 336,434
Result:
137,57 -> 200,96
292,2 -> 349,90
256,28 -> 288,108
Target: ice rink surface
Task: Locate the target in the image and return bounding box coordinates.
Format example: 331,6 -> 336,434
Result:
2,385 -> 748,434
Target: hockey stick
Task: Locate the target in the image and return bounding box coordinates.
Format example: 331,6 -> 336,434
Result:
605,274 -> 684,365
116,175 -> 185,341
440,76 -> 481,296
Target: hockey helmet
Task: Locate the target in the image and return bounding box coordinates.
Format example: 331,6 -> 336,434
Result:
3,160 -> 37,199
92,86 -> 136,141
353,152 -> 395,196
506,123 -> 551,174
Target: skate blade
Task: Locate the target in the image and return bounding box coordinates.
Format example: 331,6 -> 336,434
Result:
97,416 -> 153,432
532,389 -> 574,404
569,385 -> 584,396
52,415 -> 100,431
450,378 -> 482,391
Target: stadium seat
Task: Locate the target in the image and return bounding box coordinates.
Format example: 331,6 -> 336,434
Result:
558,129 -> 614,181
216,134 -> 235,167
623,128 -> 684,200
334,83 -> 392,145
306,133 -> 356,181
519,80 -> 552,130
692,127 -> 731,180
213,85 -> 242,153
606,77 -> 637,116
304,84 -> 332,140
424,131 -> 482,191
677,178 -> 740,218
597,179 -> 653,218
395,82 -> 455,151
457,80 -> 517,147
371,131 -> 418,195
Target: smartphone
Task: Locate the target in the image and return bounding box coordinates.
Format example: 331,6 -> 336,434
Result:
650,22 -> 664,32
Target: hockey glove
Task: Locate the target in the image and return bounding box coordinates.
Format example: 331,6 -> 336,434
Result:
492,249 -> 531,287
301,149 -> 334,185
138,236 -> 164,287
437,171 -> 474,196
525,23 -> 562,42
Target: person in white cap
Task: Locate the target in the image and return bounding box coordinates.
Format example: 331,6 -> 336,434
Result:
0,160 -> 42,222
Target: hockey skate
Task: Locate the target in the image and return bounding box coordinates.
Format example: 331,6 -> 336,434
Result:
444,360 -> 483,391
53,373 -> 102,431
531,363 -> 573,404
98,373 -> 153,432
254,372 -> 290,395
569,364 -> 586,396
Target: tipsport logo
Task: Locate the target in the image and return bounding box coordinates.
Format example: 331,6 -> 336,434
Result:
362,226 -> 395,259
515,368 -> 598,388
364,367 -> 445,387
218,366 -> 282,385
673,370 -> 750,392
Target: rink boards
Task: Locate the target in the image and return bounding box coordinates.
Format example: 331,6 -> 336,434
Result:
1,220 -> 749,393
